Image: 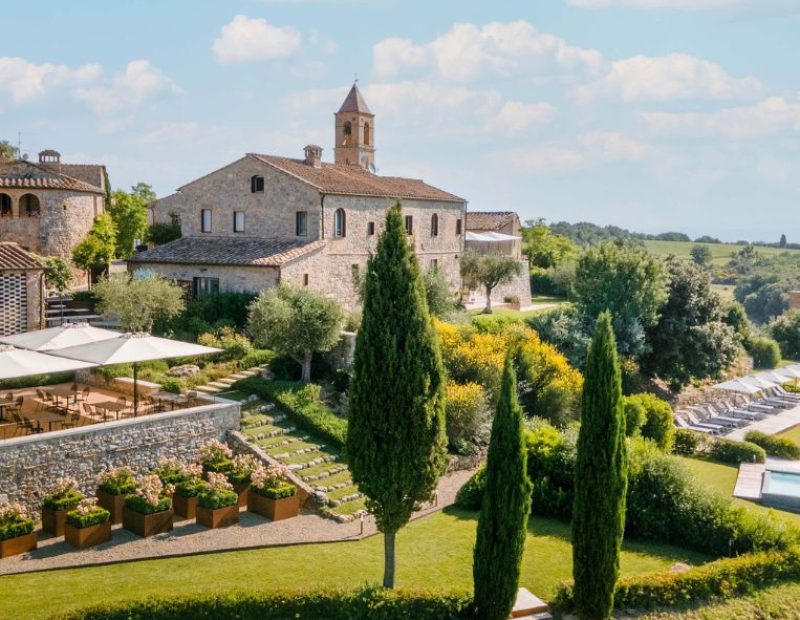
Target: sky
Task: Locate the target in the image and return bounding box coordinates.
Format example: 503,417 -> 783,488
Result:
1,0 -> 799,242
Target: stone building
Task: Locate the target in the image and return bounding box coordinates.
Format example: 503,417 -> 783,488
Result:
0,150 -> 107,278
130,85 -> 469,309
0,241 -> 45,335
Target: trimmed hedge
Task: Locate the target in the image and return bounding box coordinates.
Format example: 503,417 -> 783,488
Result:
235,377 -> 347,449
673,429 -> 705,456
708,437 -> 766,464
555,546 -> 800,611
745,431 -> 800,460
59,588 -> 473,620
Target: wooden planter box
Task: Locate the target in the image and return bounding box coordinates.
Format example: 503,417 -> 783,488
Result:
248,490 -> 300,521
196,503 -> 239,529
96,489 -> 126,525
0,532 -> 37,558
173,494 -> 198,520
122,507 -> 174,538
232,482 -> 251,508
41,506 -> 76,537
64,521 -> 111,549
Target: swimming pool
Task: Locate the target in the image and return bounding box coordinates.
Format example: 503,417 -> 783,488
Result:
761,469 -> 800,511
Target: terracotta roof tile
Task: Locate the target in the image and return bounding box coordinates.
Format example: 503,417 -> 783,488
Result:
61,164 -> 106,190
0,242 -> 45,271
128,237 -> 326,267
466,211 -> 518,232
250,154 -> 464,203
0,160 -> 104,194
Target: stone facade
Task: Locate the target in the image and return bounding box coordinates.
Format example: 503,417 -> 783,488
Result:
0,400 -> 240,513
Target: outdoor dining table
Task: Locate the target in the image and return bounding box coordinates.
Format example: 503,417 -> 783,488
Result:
93,400 -> 129,421
154,391 -> 189,410
48,386 -> 78,411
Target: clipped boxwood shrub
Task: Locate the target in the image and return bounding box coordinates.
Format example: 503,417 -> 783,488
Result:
66,503 -> 111,529
747,336 -> 782,369
60,588 -> 473,620
454,466 -> 486,510
745,431 -> 800,460
672,429 -> 705,456
253,482 -> 297,500
708,437 -> 766,464
555,546 -> 800,612
235,377 -> 347,449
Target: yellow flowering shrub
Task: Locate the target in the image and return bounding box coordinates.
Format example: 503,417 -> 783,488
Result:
444,380 -> 490,450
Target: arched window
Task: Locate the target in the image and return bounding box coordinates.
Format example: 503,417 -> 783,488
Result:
364,122 -> 371,146
251,175 -> 264,193
430,213 -> 438,237
0,194 -> 11,218
334,208 -> 346,238
20,194 -> 40,217
343,121 -> 352,145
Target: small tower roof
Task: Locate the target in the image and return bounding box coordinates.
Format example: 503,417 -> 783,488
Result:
338,84 -> 372,114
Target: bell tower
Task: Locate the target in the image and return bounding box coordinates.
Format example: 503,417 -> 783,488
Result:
334,83 -> 375,170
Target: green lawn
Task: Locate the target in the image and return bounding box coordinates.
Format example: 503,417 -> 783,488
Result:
0,509 -> 707,620
777,424 -> 800,445
643,239 -> 800,266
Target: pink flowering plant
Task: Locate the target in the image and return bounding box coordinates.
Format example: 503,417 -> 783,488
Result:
227,454 -> 260,485
151,457 -> 188,485
97,467 -> 136,496
0,502 -> 35,541
66,499 -> 110,529
197,472 -> 239,510
43,477 -> 83,511
174,463 -> 206,499
199,439 -> 234,474
250,463 -> 297,500
124,474 -> 174,515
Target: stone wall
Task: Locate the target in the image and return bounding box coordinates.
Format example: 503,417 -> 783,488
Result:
129,261 -> 280,294
466,259 -> 532,306
0,400 -> 240,513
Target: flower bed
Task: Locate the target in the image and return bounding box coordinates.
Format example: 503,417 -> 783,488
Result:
227,454 -> 260,507
65,500 -> 111,549
197,473 -> 239,528
248,463 -> 299,521
123,474 -> 174,537
0,502 -> 36,558
96,467 -> 136,525
200,439 -> 234,475
42,478 -> 83,536
171,463 -> 206,520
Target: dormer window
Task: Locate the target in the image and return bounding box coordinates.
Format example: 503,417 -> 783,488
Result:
251,175 -> 264,193
334,208 -> 346,238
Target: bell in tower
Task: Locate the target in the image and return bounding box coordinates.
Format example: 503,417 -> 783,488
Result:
334,83 -> 375,171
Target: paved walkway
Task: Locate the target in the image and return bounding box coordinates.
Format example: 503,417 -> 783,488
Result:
0,469 -> 474,576
725,403 -> 800,440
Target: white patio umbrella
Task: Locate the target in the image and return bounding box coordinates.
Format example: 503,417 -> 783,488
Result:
51,333 -> 220,415
713,378 -> 768,395
741,375 -> 779,390
775,365 -> 800,379
0,322 -> 121,351
0,345 -> 97,381
755,370 -> 793,385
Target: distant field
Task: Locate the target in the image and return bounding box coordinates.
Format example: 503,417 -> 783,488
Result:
643,240 -> 800,266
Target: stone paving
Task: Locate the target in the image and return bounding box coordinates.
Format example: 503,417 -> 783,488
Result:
725,402 -> 800,440
0,468 -> 474,576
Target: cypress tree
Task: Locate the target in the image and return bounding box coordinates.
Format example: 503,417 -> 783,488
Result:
347,203 -> 448,588
473,348 -> 532,620
572,311 -> 628,620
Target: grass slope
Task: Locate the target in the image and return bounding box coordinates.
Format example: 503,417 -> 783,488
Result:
643,240 -> 800,266
0,510 -> 707,619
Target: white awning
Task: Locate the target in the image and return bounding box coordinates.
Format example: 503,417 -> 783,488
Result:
52,333 -> 220,365
0,345 -> 96,380
465,231 -> 522,242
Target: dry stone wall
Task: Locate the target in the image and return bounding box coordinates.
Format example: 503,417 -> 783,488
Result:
0,401 -> 240,513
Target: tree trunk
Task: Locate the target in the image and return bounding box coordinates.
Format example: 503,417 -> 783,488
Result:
383,529 -> 396,588
483,286 -> 494,314
300,350 -> 313,383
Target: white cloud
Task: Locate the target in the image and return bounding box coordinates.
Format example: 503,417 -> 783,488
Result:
643,96 -> 800,138
212,15 -> 301,64
574,53 -> 762,103
74,60 -> 179,115
373,20 -> 604,82
579,131 -> 652,161
489,101 -> 556,133
0,57 -> 100,103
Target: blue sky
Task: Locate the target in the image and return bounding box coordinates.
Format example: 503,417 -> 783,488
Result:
2,0 -> 799,241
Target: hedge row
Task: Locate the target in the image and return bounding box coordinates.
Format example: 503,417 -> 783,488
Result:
59,588 -> 473,620
745,431 -> 800,460
554,546 -> 800,611
708,437 -> 766,464
235,377 -> 348,449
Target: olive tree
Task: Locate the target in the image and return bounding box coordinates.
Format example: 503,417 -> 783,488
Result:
248,284 -> 344,383
95,272 -> 185,332
460,250 -> 522,314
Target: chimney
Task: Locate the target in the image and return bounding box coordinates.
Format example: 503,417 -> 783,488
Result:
303,145 -> 323,168
38,149 -> 62,172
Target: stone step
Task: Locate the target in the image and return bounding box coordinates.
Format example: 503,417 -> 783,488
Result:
511,589 -> 551,619
216,377 -> 236,386
195,385 -> 221,393
229,372 -> 252,380
207,381 -> 232,389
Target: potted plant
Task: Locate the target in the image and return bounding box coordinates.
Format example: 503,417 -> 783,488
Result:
173,464 -> 206,520
152,457 -> 187,486
96,467 -> 136,525
196,472 -> 240,529
248,463 -> 299,521
199,439 -> 234,476
122,474 -> 174,537
0,502 -> 37,558
41,478 -> 83,536
503,294 -> 521,310
227,454 -> 260,507
64,499 -> 111,549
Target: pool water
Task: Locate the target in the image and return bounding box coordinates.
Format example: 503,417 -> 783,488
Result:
761,469 -> 800,511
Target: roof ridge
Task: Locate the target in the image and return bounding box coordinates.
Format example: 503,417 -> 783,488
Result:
0,159 -> 104,193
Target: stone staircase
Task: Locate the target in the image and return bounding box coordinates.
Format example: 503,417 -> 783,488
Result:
240,400 -> 366,522
195,366 -> 264,394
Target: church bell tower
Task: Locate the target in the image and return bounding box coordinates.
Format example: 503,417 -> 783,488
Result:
334,83 -> 375,170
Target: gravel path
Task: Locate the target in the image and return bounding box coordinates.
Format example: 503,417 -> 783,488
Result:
0,468 -> 475,576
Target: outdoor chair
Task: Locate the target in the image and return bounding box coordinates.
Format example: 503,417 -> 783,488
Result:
11,411 -> 35,436
81,402 -> 99,421
78,386 -> 91,402
60,411 -> 81,429
146,395 -> 165,414
34,389 -> 49,412
675,413 -> 717,435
